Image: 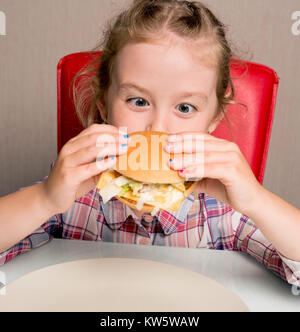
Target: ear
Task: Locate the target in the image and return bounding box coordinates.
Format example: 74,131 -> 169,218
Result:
208,111 -> 224,134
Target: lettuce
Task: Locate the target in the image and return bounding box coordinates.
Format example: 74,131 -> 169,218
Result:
122,183 -> 131,192
130,182 -> 143,196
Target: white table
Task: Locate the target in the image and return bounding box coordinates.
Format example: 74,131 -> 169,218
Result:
0,238 -> 299,312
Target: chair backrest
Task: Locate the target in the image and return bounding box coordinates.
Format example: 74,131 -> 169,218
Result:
57,51 -> 279,184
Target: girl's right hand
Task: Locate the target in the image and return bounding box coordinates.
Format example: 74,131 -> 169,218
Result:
41,124 -> 130,214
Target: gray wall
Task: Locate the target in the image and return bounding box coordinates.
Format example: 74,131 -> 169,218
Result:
0,0 -> 299,209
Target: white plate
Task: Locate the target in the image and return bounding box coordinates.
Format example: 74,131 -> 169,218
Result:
0,258 -> 249,312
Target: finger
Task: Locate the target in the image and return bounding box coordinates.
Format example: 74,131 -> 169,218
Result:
168,153 -> 203,170
178,162 -> 232,183
73,157 -> 118,184
167,132 -> 224,142
69,124 -> 129,142
63,132 -> 131,156
168,151 -> 237,170
63,142 -> 129,168
68,124 -> 117,141
164,138 -> 234,154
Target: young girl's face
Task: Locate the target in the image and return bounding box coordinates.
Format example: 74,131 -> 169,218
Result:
102,38 -> 221,134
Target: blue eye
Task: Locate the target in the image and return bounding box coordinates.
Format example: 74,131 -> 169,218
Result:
127,97 -> 149,107
177,103 -> 196,114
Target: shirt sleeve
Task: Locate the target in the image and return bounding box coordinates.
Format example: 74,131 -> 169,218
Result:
232,209 -> 300,287
0,160 -> 63,265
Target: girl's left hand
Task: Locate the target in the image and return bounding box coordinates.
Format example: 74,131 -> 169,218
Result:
164,132 -> 263,216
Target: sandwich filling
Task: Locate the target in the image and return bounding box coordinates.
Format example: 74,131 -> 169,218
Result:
98,172 -> 188,216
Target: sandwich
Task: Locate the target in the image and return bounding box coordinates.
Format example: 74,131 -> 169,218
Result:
96,131 -> 198,216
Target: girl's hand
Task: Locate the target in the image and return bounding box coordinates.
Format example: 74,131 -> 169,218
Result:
164,132 -> 263,216
41,124 -> 130,214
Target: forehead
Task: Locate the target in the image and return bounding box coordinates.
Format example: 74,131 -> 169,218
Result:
113,36 -> 219,85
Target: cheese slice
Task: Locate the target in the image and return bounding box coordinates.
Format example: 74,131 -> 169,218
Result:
99,181 -> 122,204
96,170 -> 119,190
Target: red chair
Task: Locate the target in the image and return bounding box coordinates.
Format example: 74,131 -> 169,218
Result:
57,52 -> 279,185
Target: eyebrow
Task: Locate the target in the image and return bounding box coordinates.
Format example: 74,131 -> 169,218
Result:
119,82 -> 208,104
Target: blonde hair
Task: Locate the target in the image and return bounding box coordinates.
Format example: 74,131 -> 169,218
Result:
72,0 -> 247,136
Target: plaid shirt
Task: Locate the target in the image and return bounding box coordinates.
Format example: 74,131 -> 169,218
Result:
1,161 -> 300,287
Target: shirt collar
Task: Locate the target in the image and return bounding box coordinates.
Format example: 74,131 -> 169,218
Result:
98,192 -> 195,236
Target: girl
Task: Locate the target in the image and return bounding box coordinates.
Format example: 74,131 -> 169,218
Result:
0,0 -> 299,287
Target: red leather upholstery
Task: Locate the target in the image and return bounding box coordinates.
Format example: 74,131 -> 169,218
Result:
57,52 -> 279,184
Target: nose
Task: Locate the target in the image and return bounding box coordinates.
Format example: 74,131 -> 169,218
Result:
145,111 -> 169,133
